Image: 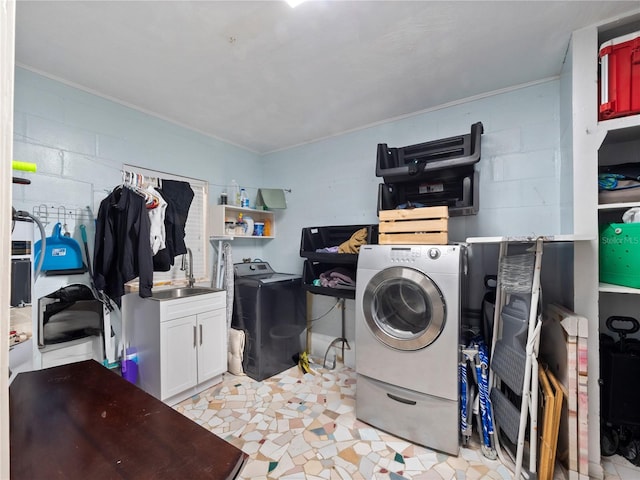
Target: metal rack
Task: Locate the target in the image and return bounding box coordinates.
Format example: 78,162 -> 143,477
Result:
30,204 -> 93,229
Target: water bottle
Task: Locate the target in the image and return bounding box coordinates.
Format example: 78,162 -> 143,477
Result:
230,180 -> 240,206
240,188 -> 249,207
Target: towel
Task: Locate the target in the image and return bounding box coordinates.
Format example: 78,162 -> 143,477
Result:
319,268 -> 356,289
338,227 -> 369,254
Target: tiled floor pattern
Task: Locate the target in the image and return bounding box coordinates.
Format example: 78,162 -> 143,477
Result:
603,454 -> 640,480
176,362 -> 531,479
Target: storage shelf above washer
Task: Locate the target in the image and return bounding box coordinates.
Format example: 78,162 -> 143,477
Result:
466,234 -> 593,244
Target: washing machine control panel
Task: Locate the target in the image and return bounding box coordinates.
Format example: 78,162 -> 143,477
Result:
389,246 -> 448,263
390,247 -> 445,262
389,247 -> 420,262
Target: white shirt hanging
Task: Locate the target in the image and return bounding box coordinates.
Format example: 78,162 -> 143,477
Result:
147,186 -> 168,255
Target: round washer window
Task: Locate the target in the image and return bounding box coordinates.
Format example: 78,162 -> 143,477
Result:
362,266 -> 446,351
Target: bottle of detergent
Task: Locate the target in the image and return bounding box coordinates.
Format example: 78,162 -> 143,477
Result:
240,188 -> 249,208
230,180 -> 240,206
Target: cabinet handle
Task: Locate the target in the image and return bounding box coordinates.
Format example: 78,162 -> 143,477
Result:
193,325 -> 197,348
200,324 -> 203,346
386,393 -> 417,405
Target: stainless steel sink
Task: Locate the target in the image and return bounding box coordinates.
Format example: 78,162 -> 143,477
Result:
151,286 -> 221,300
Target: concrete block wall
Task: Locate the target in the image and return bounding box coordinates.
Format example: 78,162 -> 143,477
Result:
12,67 -> 264,270
12,69 -> 571,368
262,79 -> 564,274
260,79 -> 567,364
13,70 -> 566,276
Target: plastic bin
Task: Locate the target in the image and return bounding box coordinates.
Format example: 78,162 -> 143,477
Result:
599,31 -> 640,121
121,348 -> 139,385
377,169 -> 479,217
300,224 -> 378,263
599,222 -> 640,288
375,122 -> 484,182
302,260 -> 357,299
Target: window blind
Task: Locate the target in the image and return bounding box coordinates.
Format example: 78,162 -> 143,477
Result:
123,164 -> 209,287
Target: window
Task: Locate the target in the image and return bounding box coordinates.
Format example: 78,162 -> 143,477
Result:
123,164 -> 209,287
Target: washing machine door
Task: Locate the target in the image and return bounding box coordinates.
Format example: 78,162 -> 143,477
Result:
362,266 -> 445,351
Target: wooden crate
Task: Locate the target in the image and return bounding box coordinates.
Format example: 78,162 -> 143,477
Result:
378,206 -> 448,245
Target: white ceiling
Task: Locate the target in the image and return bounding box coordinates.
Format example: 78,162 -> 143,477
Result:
14,1 -> 640,154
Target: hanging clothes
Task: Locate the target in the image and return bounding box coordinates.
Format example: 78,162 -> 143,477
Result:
94,186 -> 154,303
153,179 -> 194,271
147,185 -> 168,255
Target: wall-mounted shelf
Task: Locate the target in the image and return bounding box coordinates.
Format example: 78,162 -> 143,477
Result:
208,206 -> 275,289
599,282 -> 640,295
598,282 -> 640,295
209,205 -> 275,239
599,115 -> 640,138
598,202 -> 640,210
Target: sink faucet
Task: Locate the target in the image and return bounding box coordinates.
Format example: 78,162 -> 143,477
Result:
182,248 -> 195,287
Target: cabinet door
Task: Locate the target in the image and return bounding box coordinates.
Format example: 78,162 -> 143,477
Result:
197,309 -> 227,383
160,315 -> 198,400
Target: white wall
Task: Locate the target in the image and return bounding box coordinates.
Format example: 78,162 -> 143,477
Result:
262,79 -> 563,275
12,70 -> 571,366
13,70 -> 566,277
260,79 -> 567,359
12,67 -> 265,268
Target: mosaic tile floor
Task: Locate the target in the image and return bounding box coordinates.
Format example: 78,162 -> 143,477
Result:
175,362 -> 570,479
603,453 -> 640,480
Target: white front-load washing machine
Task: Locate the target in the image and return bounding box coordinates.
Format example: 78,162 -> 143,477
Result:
355,244 -> 463,455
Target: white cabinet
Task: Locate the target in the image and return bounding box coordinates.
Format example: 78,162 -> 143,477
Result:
197,309 -> 227,380
122,289 -> 226,405
160,309 -> 226,400
160,315 -> 199,399
209,205 -> 275,238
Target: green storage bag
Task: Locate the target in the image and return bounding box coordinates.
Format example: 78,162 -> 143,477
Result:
599,222 -> 640,288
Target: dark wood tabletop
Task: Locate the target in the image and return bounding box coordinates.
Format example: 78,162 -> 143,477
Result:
10,360 -> 246,479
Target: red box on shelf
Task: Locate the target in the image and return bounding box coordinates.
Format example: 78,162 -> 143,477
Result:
599,31 -> 640,121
